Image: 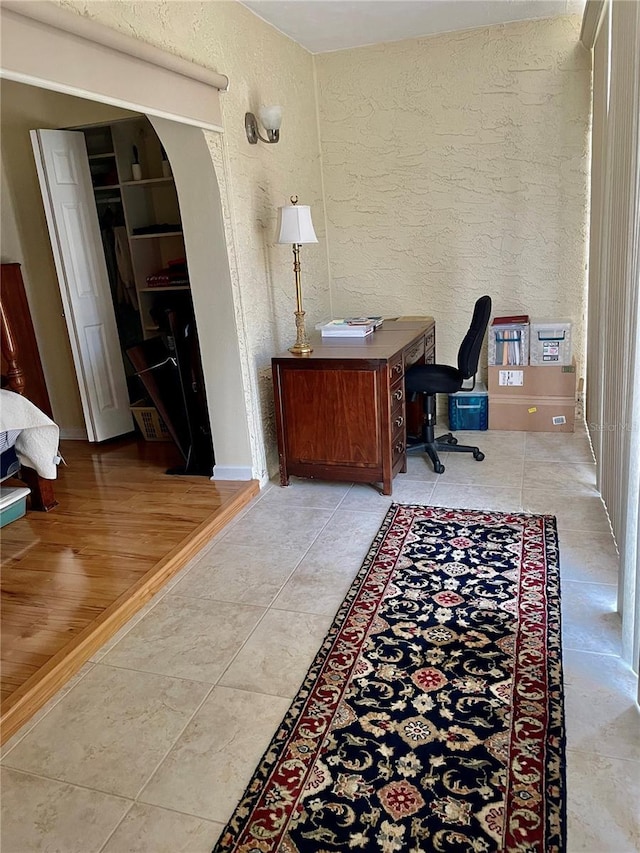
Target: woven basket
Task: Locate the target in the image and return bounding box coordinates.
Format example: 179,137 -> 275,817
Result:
130,401 -> 171,442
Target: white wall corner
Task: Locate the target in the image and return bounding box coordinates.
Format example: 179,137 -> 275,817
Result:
203,131 -> 268,481
211,465 -> 254,481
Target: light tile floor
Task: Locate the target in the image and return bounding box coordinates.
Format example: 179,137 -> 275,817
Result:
2,425 -> 639,852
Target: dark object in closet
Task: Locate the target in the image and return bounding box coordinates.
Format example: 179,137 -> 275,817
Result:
132,223 -> 181,236
126,293 -> 214,476
99,205 -> 141,400
127,336 -> 190,461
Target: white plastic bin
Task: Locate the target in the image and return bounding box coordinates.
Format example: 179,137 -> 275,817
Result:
488,323 -> 529,366
0,486 -> 30,528
529,321 -> 572,365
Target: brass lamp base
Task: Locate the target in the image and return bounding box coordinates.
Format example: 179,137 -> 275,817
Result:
289,309 -> 313,355
289,343 -> 313,355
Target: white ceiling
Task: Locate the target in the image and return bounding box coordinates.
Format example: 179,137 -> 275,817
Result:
241,0 -> 585,54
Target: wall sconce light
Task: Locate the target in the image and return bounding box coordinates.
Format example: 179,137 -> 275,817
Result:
245,105 -> 282,144
277,195 -> 317,355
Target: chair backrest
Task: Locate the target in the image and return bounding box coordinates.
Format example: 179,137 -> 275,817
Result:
457,295 -> 492,379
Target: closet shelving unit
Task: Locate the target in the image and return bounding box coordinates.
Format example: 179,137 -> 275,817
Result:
81,117 -> 189,339
58,117 -> 214,473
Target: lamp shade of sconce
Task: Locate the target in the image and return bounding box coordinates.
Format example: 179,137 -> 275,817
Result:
245,105 -> 282,144
259,105 -> 282,132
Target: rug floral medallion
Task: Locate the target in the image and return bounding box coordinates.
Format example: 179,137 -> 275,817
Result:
214,504 -> 566,853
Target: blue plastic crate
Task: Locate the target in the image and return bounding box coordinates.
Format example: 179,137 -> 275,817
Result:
448,382 -> 488,431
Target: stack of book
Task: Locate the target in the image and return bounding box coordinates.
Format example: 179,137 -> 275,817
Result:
317,317 -> 383,338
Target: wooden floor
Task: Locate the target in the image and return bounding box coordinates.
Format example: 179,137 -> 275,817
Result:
0,438 -> 259,743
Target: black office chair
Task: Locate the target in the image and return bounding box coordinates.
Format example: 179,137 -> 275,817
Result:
405,295 -> 492,474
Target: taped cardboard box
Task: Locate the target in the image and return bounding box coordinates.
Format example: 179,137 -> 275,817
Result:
488,361 -> 576,397
488,362 -> 576,432
489,396 -> 575,432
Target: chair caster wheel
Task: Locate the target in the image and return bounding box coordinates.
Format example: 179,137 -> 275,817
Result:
447,437 -> 458,446
473,450 -> 485,462
434,462 -> 445,474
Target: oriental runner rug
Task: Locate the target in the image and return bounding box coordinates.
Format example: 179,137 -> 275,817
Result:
214,504 -> 566,853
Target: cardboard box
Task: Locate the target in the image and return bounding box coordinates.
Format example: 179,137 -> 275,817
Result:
488,362 -> 576,397
488,362 -> 576,432
489,397 -> 575,432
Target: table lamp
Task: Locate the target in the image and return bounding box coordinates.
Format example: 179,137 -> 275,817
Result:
276,196 -> 317,354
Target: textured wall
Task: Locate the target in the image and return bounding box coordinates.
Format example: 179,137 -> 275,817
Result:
315,17 -> 591,373
57,0 -> 330,476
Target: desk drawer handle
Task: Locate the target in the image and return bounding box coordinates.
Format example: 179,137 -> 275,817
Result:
394,441 -> 405,455
392,389 -> 404,402
394,415 -> 404,428
392,362 -> 403,375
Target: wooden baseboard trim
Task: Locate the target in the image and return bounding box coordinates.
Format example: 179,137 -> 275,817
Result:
0,479 -> 259,745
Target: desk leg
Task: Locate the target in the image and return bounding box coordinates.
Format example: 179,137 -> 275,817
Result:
278,460 -> 290,487
382,476 -> 392,496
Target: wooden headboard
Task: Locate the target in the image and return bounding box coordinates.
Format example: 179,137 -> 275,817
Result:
1,263 -> 58,511
0,297 -> 25,395
1,263 -> 52,416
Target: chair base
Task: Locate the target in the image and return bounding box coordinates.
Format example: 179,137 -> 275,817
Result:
407,432 -> 485,474
406,392 -> 485,474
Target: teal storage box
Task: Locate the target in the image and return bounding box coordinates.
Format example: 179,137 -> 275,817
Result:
0,486 -> 30,528
448,382 -> 488,431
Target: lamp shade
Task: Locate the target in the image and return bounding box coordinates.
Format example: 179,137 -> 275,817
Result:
258,105 -> 282,131
276,204 -> 318,244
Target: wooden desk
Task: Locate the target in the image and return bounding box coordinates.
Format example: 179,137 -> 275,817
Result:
272,318 -> 435,495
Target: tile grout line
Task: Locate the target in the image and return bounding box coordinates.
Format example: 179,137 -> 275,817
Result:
563,647 -> 627,661
565,746 -> 640,766
562,644 -> 623,657
0,763 -> 135,804
96,798 -> 138,853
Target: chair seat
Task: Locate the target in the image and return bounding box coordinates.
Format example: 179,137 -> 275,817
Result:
405,363 -> 464,395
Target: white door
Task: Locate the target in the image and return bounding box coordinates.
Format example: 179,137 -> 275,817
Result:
31,129 -> 133,442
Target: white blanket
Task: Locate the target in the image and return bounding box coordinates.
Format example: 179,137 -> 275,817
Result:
0,390 -> 60,479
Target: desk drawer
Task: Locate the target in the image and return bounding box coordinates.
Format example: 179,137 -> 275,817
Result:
389,357 -> 404,382
390,411 -> 405,433
390,376 -> 406,470
425,326 -> 435,362
404,337 -> 426,368
392,431 -> 405,467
